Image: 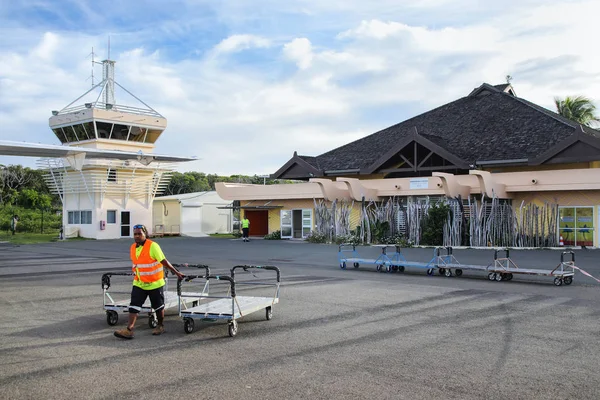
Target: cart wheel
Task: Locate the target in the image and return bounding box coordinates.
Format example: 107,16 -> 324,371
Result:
427,268 -> 434,276
391,265 -> 398,272
386,265 -> 391,273
228,320 -> 238,337
438,268 -> 446,275
399,266 -> 405,273
495,273 -> 503,282
445,269 -> 453,277
353,262 -> 360,268
266,306 -> 273,320
106,311 -> 118,326
488,272 -> 495,281
563,276 -> 573,285
340,262 -> 347,269
376,265 -> 382,272
455,269 -> 463,277
184,318 -> 194,334
554,277 -> 563,287
149,315 -> 158,329
508,273 -> 513,281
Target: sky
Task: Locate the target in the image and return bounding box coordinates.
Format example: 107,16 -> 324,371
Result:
0,0 -> 599,176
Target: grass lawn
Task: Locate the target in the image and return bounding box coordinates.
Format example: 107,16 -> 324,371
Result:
0,231 -> 89,245
209,233 -> 239,239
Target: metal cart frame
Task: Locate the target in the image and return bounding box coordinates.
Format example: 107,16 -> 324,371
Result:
178,265 -> 281,337
102,264 -> 210,327
485,250 -> 575,286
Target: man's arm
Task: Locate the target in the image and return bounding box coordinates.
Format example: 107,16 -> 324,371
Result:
161,259 -> 184,279
150,242 -> 185,279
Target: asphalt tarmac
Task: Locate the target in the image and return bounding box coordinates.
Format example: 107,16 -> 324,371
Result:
1,237 -> 599,399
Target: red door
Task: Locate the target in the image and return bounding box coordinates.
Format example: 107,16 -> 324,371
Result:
244,210 -> 268,236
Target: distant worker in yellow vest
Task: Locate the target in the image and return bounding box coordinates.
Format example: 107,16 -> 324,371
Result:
114,224 -> 184,339
241,215 -> 250,242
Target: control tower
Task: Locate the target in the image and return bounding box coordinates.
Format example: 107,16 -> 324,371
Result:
38,57 -> 188,239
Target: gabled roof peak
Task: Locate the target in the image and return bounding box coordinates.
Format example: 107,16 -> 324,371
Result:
469,82 -> 517,98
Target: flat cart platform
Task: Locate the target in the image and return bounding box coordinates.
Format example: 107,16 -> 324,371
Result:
484,250 -> 575,286
178,265 -> 281,337
338,244 -> 407,273
102,264 -> 210,327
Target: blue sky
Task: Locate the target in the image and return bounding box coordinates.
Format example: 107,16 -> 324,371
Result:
0,0 -> 599,175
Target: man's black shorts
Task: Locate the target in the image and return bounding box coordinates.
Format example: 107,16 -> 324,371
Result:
129,285 -> 165,313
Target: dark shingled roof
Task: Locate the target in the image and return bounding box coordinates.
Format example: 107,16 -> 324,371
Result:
287,83 -> 600,175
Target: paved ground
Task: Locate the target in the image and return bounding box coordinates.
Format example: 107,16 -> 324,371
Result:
1,238 -> 600,399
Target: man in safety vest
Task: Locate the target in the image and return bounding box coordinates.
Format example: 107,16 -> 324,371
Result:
114,224 -> 184,339
241,215 -> 250,242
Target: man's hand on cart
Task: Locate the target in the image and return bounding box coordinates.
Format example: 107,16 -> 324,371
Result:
162,259 -> 185,280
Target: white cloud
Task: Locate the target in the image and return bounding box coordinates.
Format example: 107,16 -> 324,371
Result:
213,34 -> 270,54
283,38 -> 313,69
1,0 -> 600,175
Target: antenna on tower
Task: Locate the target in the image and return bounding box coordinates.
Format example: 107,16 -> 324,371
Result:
87,47 -> 104,86
506,75 -> 513,84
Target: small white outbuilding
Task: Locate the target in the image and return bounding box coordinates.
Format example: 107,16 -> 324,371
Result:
152,191 -> 233,237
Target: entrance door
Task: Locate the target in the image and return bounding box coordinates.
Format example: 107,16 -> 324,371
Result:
245,210 -> 268,236
302,209 -> 313,238
121,211 -> 131,237
280,210 -> 292,239
292,210 -> 302,238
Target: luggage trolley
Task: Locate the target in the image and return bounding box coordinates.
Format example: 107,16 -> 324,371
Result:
390,246 -> 460,276
102,264 -> 211,327
486,250 -> 575,286
338,244 -> 402,272
430,247 -> 490,277
178,265 -> 281,337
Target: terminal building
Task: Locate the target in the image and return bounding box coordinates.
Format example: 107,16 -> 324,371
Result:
216,83 -> 600,248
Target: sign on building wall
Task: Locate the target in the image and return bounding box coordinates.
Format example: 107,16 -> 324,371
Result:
409,178 -> 429,190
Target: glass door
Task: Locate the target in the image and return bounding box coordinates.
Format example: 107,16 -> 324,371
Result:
280,210 -> 292,239
302,209 -> 312,238
559,207 -> 594,246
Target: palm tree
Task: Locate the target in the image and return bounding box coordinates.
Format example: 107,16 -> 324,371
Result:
554,96 -> 600,127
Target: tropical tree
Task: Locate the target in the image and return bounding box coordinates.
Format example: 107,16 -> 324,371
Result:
554,96 -> 600,127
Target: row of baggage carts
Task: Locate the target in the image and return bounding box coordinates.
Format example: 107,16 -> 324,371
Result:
338,244 -> 578,286
101,264 -> 280,337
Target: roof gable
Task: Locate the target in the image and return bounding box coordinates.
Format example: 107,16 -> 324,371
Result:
362,129 -> 469,175
271,152 -> 322,179
531,131 -> 600,165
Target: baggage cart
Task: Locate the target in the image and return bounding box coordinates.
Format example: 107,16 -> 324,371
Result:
178,265 -> 280,337
102,264 -> 210,327
338,244 -> 404,272
485,250 -> 575,286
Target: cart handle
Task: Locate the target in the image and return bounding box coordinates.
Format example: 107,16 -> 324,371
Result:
434,247 -> 452,256
101,272 -> 134,290
178,275 -> 235,297
338,243 -> 356,252
494,249 -> 510,260
231,265 -> 281,283
561,251 -> 575,263
171,263 -> 210,277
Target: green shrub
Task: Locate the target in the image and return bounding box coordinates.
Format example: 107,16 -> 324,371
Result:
264,230 -> 282,240
305,231 -> 328,243
0,206 -> 61,234
421,203 -> 450,246
335,234 -> 361,246
232,231 -> 242,238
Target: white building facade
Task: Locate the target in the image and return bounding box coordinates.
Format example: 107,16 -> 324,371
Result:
34,58 -> 192,239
